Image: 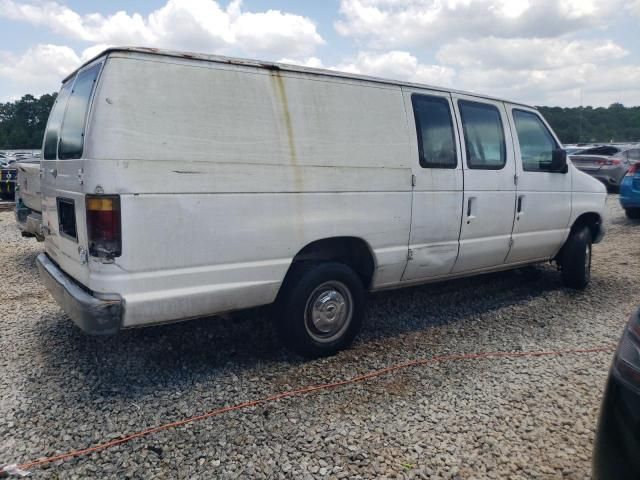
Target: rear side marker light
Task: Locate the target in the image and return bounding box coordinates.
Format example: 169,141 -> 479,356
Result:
86,195 -> 121,259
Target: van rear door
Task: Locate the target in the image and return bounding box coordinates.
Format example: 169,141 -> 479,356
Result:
41,62 -> 102,285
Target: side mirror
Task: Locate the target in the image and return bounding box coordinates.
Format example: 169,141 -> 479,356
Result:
550,148 -> 568,173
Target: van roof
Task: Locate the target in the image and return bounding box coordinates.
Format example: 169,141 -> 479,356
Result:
68,46 -> 536,109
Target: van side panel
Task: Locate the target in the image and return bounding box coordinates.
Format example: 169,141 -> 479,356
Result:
87,55 -> 410,170
84,54 -> 413,327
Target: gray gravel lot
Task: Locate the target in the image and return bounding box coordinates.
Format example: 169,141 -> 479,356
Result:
1,196 -> 638,479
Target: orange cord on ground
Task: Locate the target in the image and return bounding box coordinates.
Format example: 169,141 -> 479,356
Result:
1,345 -> 614,475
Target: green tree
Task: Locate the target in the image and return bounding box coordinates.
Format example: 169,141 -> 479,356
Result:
0,93 -> 57,149
538,104 -> 640,144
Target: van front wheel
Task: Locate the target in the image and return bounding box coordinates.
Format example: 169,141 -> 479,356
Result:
560,226 -> 592,289
276,262 -> 365,358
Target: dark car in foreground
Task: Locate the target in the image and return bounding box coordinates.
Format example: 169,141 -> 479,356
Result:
593,307 -> 640,479
571,145 -> 640,191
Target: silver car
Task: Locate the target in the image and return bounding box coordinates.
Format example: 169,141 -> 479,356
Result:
570,145 -> 640,191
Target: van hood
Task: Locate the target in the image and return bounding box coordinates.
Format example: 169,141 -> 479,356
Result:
571,163 -> 607,193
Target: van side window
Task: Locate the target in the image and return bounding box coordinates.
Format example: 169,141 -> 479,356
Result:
512,109 -> 558,172
458,100 -> 506,170
43,81 -> 73,160
411,94 -> 457,168
58,64 -> 101,160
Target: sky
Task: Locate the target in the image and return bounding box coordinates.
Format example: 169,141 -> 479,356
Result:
0,0 -> 639,106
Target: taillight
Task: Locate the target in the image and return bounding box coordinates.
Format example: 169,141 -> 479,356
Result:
626,163 -> 639,176
86,195 -> 121,259
612,309 -> 640,392
596,159 -> 621,166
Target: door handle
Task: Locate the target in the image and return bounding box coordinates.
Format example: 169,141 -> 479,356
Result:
466,197 -> 476,224
517,195 -> 525,217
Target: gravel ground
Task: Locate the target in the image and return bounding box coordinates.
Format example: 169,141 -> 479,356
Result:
0,195 -> 638,479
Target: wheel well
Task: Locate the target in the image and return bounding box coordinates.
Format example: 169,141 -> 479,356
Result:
285,237 -> 376,289
571,212 -> 603,243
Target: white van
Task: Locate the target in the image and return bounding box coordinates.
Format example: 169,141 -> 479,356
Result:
37,47 -> 606,357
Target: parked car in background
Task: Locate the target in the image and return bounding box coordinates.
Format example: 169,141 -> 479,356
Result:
620,162 -> 640,219
570,145 -> 640,191
15,157 -> 44,240
36,47 -> 606,357
0,164 -> 17,200
563,144 -> 594,155
592,306 -> 640,480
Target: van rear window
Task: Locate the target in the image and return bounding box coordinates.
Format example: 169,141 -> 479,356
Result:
43,81 -> 73,160
58,64 -> 101,160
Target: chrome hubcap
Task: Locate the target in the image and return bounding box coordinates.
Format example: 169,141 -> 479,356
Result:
305,281 -> 353,343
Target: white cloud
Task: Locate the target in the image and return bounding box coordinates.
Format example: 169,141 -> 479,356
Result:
335,0 -> 623,48
0,0 -> 324,58
333,51 -> 456,86
431,36 -> 636,106
232,9 -> 324,57
0,1 -> 637,107
627,0 -> 640,15
79,44 -> 113,62
0,44 -> 80,97
437,37 -> 628,70
451,64 -> 640,107
278,57 -> 324,68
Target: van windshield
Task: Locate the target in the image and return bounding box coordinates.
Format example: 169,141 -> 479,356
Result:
58,63 -> 102,160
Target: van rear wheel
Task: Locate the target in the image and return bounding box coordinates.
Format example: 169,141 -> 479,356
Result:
275,262 -> 365,358
560,226 -> 592,289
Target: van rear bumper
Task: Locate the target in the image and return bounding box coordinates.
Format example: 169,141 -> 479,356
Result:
15,203 -> 43,240
36,253 -> 122,335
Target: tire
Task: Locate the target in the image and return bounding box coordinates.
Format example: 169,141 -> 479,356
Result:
625,208 -> 640,219
560,226 -> 592,289
275,262 -> 365,358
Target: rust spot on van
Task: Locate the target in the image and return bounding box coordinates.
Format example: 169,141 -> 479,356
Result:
270,70 -> 304,240
270,71 -> 302,191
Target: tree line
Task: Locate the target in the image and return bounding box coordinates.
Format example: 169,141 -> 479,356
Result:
538,103 -> 640,144
0,93 -> 57,150
0,93 -> 638,150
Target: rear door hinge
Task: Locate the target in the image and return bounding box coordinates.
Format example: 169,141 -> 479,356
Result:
407,248 -> 414,261
411,174 -> 417,187
514,174 -> 519,186
77,168 -> 84,185
509,238 -> 514,248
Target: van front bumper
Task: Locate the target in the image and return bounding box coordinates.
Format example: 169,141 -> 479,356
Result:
36,253 -> 123,335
